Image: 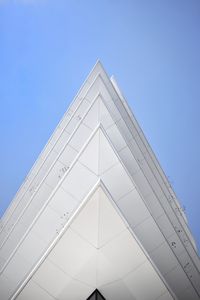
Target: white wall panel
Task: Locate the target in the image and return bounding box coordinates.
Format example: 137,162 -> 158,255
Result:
124,261 -> 167,300
82,97 -> 99,129
133,217 -> 165,253
157,291 -> 174,300
100,230 -> 146,280
49,187 -> 78,217
156,214 -> 175,238
0,182 -> 52,266
58,144 -> 78,167
26,183 -> 53,213
0,222 -> 25,263
3,252 -> 31,287
99,99 -> 115,129
15,186 -> 51,230
45,160 -> 66,189
143,193 -> 164,218
98,188 -> 126,247
33,259 -> 72,299
68,124 -> 92,151
65,99 -> 89,135
164,264 -> 191,299
127,137 -> 146,164
100,280 -> 135,300
53,130 -> 70,154
32,206 -> 62,243
131,170 -> 153,197
55,278 -> 93,300
150,242 -> 179,275
0,193 -> 29,244
83,76 -> 102,103
116,118 -> 133,143
178,251 -> 200,289
0,255 -> 6,270
106,124 -> 127,152
17,231 -> 47,265
17,281 -> 55,300
0,274 -> 16,300
61,162 -> 97,201
116,189 -> 150,229
39,149 -> 58,175
97,249 -> 117,286
182,286 -> 200,300
118,146 -> 140,176
102,97 -> 121,124
99,130 -> 118,175
71,189 -> 99,248
48,228 -> 96,277
167,233 -> 186,256
73,251 -> 97,287
79,130 -> 99,175
102,163 -> 133,201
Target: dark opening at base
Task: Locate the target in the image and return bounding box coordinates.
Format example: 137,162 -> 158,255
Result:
86,289 -> 106,300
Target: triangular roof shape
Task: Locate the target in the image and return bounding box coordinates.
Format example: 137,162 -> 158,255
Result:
0,61 -> 200,300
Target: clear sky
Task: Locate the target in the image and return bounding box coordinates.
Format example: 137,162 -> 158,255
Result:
0,0 -> 200,251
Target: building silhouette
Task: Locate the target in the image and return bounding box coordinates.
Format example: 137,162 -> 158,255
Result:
0,62 -> 200,300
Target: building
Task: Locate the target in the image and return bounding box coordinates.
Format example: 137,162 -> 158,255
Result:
0,62 -> 200,300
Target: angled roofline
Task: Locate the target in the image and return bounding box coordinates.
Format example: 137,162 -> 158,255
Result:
0,62 -> 105,225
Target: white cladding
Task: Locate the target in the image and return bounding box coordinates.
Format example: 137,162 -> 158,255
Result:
0,61 -> 199,300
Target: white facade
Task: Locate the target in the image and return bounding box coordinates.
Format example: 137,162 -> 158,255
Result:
0,62 -> 200,300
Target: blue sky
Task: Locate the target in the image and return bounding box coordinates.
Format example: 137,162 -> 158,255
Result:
0,0 -> 200,251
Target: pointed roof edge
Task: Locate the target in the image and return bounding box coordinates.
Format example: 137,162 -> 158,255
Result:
0,62 -> 108,224
111,74 -> 190,224
1,61 -> 197,256
67,59 -> 107,105
110,74 -> 196,249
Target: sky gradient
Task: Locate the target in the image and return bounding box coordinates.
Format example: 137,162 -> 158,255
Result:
0,0 -> 200,251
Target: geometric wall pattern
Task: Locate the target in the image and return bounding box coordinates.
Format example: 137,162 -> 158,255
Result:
0,61 -> 199,300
